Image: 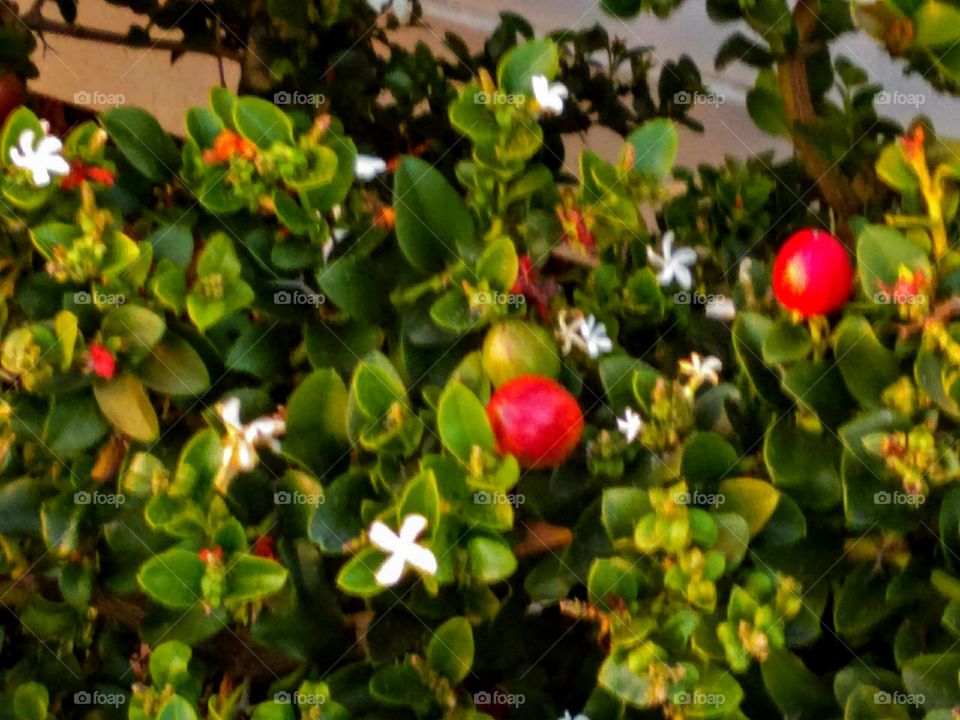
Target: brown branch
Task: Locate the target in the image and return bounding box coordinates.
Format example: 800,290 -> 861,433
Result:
777,0 -> 859,245
22,17 -> 240,62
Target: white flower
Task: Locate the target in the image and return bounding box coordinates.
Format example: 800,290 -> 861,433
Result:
215,397 -> 286,493
366,0 -> 410,20
678,352 -> 723,389
369,514 -> 438,587
616,407 -> 643,443
531,74 -> 569,115
647,231 -> 697,291
578,314 -> 613,358
9,128 -> 70,187
705,296 -> 736,322
354,154 -> 388,182
559,712 -> 590,720
556,309 -> 586,356
556,310 -> 613,359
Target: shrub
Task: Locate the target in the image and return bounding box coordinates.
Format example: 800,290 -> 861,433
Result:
0,0 -> 960,719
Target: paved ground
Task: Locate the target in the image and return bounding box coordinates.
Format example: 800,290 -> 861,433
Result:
28,0 -> 958,169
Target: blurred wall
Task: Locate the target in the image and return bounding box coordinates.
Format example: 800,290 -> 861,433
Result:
29,0 -> 957,169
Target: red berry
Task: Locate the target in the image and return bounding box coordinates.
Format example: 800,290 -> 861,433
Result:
486,376 -> 584,469
86,342 -> 116,380
772,229 -> 853,317
0,73 -> 24,126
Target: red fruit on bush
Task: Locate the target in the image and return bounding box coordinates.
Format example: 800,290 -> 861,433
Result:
486,375 -> 583,469
772,228 -> 853,317
0,73 -> 24,126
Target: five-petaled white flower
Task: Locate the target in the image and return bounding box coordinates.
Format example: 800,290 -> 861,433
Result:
556,309 -> 614,359
215,397 -> 286,493
354,154 -> 388,182
578,314 -> 613,358
617,407 -> 643,443
678,352 -> 723,391
9,128 -> 70,188
369,513 -> 438,587
647,231 -> 697,291
531,75 -> 569,115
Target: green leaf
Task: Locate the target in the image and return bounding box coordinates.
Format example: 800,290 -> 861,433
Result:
746,69 -> 789,137
283,368 -> 349,476
149,641 -> 192,688
764,421 -> 842,511
876,143 -> 918,192
602,487 -> 651,541
598,656 -> 653,708
856,225 -> 931,300
588,557 -> 640,606
834,563 -> 893,637
394,156 -> 474,272
497,39 -> 559,94
336,547 -> 385,597
914,1 -> 960,46
137,549 -> 205,609
156,696 -> 198,720
309,473 -> 371,554
902,653 -> 960,708
46,392 -> 109,456
832,316 -> 899,408
316,253 -> 391,321
102,106 -> 180,181
427,616 -> 474,684
233,96 -> 294,149
13,682 -> 49,720
93,372 -> 160,442
681,432 -> 738,492
717,478 -> 780,537
476,237 -> 519,292
761,319 -> 811,364
732,312 -> 781,400
624,119 -> 679,182
101,304 -> 166,359
226,555 -> 288,601
438,382 -> 494,465
137,333 -> 210,396
467,536 -> 517,583
761,649 -> 834,719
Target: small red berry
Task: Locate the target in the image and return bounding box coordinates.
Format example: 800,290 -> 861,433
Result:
86,342 -> 116,380
772,229 -> 853,317
486,375 -> 584,469
199,547 -> 224,564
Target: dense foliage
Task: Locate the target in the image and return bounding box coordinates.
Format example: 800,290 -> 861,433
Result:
1,0 -> 960,719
